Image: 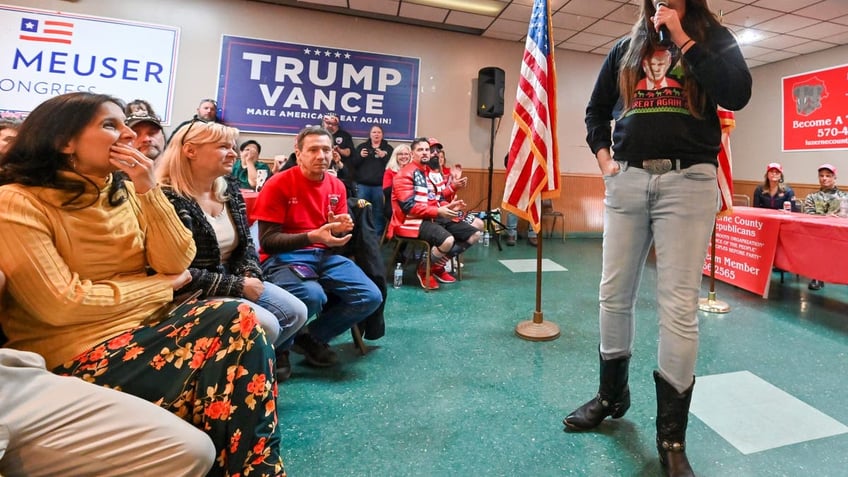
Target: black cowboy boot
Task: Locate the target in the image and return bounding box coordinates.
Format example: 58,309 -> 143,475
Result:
563,350 -> 630,430
654,370 -> 696,477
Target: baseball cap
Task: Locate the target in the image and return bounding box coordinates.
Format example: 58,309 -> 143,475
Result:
818,163 -> 837,174
427,137 -> 443,149
125,113 -> 162,131
766,162 -> 782,172
239,140 -> 262,154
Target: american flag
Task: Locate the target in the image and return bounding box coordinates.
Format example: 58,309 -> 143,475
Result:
716,108 -> 735,215
19,18 -> 74,45
502,0 -> 560,234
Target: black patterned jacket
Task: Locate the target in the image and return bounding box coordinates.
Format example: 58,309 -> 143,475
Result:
163,176 -> 262,298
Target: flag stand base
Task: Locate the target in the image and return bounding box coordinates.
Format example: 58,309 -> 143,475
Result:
515,312 -> 560,341
698,291 -> 730,313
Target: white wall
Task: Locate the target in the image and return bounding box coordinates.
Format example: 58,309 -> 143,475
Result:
735,44 -> 848,185
6,0 -> 846,183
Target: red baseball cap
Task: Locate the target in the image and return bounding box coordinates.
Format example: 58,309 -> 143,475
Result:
427,137 -> 443,149
818,163 -> 837,174
766,162 -> 782,173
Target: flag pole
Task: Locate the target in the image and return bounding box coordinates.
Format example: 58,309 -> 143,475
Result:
698,221 -> 730,313
515,206 -> 560,341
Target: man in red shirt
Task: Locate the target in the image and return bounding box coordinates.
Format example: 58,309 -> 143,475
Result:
389,138 -> 480,289
252,126 -> 382,367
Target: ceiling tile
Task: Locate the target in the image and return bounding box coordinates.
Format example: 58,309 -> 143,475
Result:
398,2 -> 447,22
567,31 -> 617,48
721,5 -> 784,28
487,18 -> 531,36
753,50 -> 799,62
556,41 -> 595,53
551,27 -> 579,43
785,40 -> 839,54
753,33 -> 809,49
560,0 -> 620,19
605,3 -> 639,25
739,44 -> 772,57
300,0 -> 348,6
790,21 -> 848,40
349,0 -> 398,14
834,14 -> 848,26
794,0 -> 848,21
709,0 -> 747,17
584,19 -> 632,38
551,11 -> 596,31
753,14 -> 819,34
482,29 -> 524,42
445,11 -> 494,29
751,0 -> 820,13
499,3 -> 533,22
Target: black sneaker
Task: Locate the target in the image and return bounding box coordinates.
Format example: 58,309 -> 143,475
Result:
275,349 -> 292,382
292,333 -> 338,367
808,279 -> 825,290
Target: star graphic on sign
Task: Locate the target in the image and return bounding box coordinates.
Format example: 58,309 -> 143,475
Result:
24,21 -> 36,31
344,52 -> 351,59
313,49 -> 322,56
324,50 -> 331,57
304,48 -> 312,55
334,51 -> 341,58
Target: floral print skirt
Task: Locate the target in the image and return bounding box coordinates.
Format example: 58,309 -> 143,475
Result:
54,298 -> 285,477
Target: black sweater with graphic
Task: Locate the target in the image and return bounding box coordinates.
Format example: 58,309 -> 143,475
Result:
585,26 -> 751,164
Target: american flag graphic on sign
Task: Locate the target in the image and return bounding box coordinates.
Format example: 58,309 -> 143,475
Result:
19,17 -> 74,44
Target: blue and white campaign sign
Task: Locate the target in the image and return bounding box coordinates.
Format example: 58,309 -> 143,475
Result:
217,35 -> 420,139
0,5 -> 179,123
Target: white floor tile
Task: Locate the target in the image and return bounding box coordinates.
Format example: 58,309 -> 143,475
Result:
498,258 -> 568,273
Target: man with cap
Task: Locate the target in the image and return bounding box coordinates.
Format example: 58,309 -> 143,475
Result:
803,163 -> 847,290
126,113 -> 166,163
232,140 -> 271,190
753,162 -> 797,211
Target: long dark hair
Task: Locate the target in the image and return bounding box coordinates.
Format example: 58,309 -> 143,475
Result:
619,0 -> 722,118
0,92 -> 128,207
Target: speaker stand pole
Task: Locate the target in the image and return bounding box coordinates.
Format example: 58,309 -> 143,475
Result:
485,117 -> 505,251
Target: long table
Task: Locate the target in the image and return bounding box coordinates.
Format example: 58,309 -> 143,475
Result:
703,206 -> 848,297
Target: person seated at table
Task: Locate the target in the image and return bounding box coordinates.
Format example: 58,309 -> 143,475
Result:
156,120 -> 308,381
253,125 -> 382,367
753,162 -> 797,211
0,92 -> 284,476
803,163 -> 848,290
231,139 -> 271,190
390,137 -> 480,290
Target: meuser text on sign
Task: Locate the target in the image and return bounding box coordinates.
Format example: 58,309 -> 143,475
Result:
782,63 -> 848,152
0,5 -> 179,123
703,213 -> 780,297
217,35 -> 420,139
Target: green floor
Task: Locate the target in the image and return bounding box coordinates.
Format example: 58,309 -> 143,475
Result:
279,237 -> 848,476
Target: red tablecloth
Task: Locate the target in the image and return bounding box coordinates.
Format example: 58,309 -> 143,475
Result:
733,207 -> 848,286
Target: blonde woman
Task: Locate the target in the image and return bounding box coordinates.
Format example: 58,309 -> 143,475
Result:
156,120 -> 307,380
382,144 -> 412,229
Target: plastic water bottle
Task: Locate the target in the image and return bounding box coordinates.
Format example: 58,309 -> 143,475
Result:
839,196 -> 848,218
783,200 -> 792,213
483,231 -> 490,247
392,263 -> 403,288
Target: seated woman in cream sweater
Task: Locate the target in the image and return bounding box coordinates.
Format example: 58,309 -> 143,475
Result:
0,92 -> 285,477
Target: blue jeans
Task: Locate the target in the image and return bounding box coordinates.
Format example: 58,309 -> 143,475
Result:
244,281 -> 308,349
262,250 -> 382,344
599,162 -> 717,393
505,212 -> 536,238
358,184 -> 385,235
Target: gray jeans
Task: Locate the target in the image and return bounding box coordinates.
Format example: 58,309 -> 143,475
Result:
598,162 -> 717,393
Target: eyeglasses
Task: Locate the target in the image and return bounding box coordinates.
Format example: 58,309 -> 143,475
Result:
180,118 -> 209,145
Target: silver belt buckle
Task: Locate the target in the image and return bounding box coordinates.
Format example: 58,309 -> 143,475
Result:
643,159 -> 673,174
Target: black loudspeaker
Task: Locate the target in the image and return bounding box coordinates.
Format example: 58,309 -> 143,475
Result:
477,67 -> 505,118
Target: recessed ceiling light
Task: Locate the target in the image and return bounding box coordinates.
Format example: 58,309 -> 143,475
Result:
736,29 -> 762,45
405,0 -> 506,16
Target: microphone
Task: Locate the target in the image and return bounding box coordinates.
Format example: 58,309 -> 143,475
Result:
654,1 -> 673,47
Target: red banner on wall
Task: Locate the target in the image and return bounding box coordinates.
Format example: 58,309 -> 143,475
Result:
782,63 -> 848,152
703,213 -> 781,297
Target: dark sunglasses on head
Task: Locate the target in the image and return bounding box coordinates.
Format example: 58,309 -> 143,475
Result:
181,118 -> 209,145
